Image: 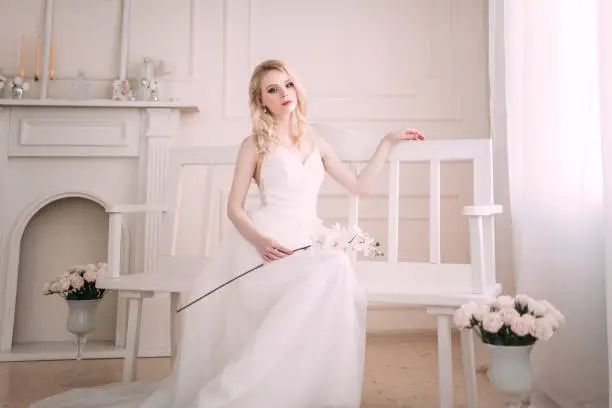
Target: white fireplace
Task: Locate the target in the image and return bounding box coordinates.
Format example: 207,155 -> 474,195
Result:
0,99 -> 197,361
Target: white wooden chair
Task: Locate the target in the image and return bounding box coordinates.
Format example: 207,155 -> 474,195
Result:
97,123 -> 502,408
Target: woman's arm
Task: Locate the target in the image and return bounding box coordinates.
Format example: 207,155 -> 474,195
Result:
314,128 -> 424,195
226,137 -> 292,261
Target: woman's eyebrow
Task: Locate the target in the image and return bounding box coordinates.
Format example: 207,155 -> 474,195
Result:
265,79 -> 291,89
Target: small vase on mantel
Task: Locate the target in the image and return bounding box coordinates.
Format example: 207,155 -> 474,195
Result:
66,299 -> 101,360
487,344 -> 533,407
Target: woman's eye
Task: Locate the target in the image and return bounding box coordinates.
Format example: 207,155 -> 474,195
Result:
286,82 -> 294,88
267,86 -> 278,94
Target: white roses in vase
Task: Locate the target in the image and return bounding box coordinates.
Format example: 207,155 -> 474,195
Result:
43,262 -> 108,301
454,294 -> 565,346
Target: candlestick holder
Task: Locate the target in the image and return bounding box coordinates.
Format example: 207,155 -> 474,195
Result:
10,76 -> 30,100
149,79 -> 160,102
0,72 -> 6,98
72,70 -> 90,100
136,57 -> 169,102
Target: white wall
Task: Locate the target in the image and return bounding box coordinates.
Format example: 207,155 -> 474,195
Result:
1,0 -> 500,335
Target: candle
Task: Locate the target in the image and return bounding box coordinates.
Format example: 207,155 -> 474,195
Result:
49,37 -> 54,80
35,35 -> 40,81
19,35 -> 25,78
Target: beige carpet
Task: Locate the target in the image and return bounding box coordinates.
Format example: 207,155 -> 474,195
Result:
0,333 -> 507,408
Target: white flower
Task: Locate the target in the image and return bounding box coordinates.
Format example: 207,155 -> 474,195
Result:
454,302 -> 479,329
313,223 -> 382,257
464,301 -> 480,313
515,294 -> 533,308
472,303 -> 490,322
96,263 -> 107,277
532,317 -> 554,340
495,295 -> 516,310
70,274 -> 85,290
356,233 -> 376,255
56,277 -> 71,292
453,307 -> 473,329
84,263 -> 97,274
527,299 -> 548,317
499,308 -> 520,325
322,234 -> 342,250
83,269 -> 98,282
69,265 -> 86,274
539,300 -> 566,325
511,314 -> 535,336
48,281 -> 59,292
541,313 -> 561,330
482,312 -> 503,333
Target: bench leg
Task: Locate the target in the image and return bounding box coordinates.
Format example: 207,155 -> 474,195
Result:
170,292 -> 180,365
427,307 -> 454,408
460,329 -> 478,408
122,292 -> 144,382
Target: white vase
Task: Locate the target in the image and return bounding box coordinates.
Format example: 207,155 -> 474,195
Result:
66,299 -> 100,360
487,344 -> 534,407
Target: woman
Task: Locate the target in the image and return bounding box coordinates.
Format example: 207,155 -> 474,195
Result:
30,59 -> 424,408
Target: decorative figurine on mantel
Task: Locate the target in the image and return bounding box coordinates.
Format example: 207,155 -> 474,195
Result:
149,78 -> 160,101
112,79 -> 133,101
10,76 -> 30,100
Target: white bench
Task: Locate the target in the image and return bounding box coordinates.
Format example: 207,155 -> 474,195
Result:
97,124 -> 502,408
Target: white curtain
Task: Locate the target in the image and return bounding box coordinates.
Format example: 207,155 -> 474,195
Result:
599,1 -> 612,405
491,1 -> 611,406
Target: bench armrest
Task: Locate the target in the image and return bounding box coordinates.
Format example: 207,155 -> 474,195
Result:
105,204 -> 167,280
463,205 -> 503,216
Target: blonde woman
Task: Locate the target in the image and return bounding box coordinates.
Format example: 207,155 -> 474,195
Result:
30,60 -> 424,408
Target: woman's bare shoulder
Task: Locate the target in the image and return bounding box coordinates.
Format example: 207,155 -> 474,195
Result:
237,135 -> 258,156
240,134 -> 257,148
307,127 -> 332,156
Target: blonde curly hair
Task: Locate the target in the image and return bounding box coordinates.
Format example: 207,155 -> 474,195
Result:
248,59 -> 309,159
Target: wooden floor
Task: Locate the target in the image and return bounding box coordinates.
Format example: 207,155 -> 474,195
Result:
0,332 -> 508,408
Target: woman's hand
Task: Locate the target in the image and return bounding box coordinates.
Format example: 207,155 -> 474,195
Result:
384,128 -> 425,144
254,235 -> 293,262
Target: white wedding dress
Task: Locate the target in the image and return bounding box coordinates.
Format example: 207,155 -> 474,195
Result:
30,144 -> 368,408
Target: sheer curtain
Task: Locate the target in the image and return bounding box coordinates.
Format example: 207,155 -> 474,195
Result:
490,1 -> 610,406
599,1 -> 612,405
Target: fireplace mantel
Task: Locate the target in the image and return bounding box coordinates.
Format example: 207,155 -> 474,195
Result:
0,98 -> 199,113
0,99 -> 198,361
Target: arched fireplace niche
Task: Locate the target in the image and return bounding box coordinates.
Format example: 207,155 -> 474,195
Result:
1,191 -> 131,359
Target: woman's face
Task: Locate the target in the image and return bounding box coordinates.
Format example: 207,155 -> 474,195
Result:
260,69 -> 297,117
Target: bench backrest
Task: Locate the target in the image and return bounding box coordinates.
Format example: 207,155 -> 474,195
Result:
155,123 -> 497,298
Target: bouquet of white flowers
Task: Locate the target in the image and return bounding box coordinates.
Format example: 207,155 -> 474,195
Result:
310,223 -> 384,257
453,294 -> 565,346
43,263 -> 108,301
